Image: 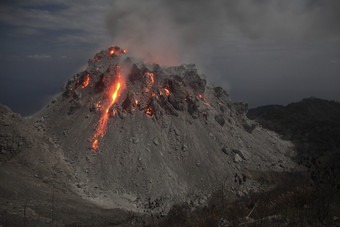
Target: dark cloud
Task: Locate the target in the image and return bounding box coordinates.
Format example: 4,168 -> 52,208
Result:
0,0 -> 112,115
0,0 -> 111,46
0,0 -> 339,115
27,54 -> 52,60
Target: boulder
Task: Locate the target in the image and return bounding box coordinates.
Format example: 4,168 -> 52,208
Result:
232,149 -> 251,160
234,154 -> 242,163
183,71 -> 206,94
214,87 -> 228,98
215,114 -> 225,126
168,80 -> 186,111
233,102 -> 248,115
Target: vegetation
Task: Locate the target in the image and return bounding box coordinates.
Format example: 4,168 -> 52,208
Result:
144,173 -> 339,226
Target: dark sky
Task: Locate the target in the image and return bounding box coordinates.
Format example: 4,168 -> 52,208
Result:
1,0 -> 340,115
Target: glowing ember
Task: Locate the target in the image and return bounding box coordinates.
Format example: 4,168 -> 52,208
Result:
109,48 -> 126,56
92,139 -> 98,150
135,100 -> 139,105
145,107 -> 154,116
82,74 -> 90,88
198,94 -> 210,106
90,70 -> 123,151
145,72 -> 154,84
163,88 -> 170,96
96,102 -> 103,111
144,72 -> 155,90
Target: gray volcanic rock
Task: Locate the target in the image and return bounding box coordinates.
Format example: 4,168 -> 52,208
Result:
0,46 -> 299,216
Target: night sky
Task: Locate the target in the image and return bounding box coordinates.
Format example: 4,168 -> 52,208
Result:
1,0 -> 340,115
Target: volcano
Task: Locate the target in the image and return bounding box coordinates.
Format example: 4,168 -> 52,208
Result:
0,46 -> 300,225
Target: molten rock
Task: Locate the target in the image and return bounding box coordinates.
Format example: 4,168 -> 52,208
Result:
0,46 -> 300,215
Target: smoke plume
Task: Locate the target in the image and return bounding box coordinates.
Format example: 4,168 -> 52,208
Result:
106,0 -> 340,67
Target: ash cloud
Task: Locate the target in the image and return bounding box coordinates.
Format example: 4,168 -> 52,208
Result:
106,0 -> 340,66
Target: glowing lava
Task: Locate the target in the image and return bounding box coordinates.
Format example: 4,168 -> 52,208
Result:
198,94 -> 210,106
91,71 -> 123,151
144,72 -> 155,89
82,74 -> 90,88
109,48 -> 126,56
163,88 -> 170,96
145,107 -> 154,116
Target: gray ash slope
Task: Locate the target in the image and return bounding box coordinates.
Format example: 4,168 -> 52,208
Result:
2,46 -> 298,213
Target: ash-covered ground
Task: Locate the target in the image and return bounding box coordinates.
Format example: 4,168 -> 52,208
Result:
0,47 -> 303,226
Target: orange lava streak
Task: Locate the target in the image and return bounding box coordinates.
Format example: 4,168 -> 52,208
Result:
144,72 -> 155,87
198,94 -> 211,106
92,139 -> 98,150
82,74 -> 90,88
163,88 -> 170,96
91,79 -> 122,151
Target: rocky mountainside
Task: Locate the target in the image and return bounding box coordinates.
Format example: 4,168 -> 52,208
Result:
0,46 -> 300,225
248,98 -> 340,186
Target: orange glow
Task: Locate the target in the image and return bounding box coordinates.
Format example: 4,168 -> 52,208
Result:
96,101 -> 103,111
198,94 -> 211,106
144,72 -> 155,90
163,88 -> 170,96
112,83 -> 121,104
111,109 -> 117,117
135,100 -> 139,105
145,107 -> 154,116
145,72 -> 154,84
109,48 -> 127,56
91,70 -> 123,151
82,74 -> 90,88
92,139 -> 98,150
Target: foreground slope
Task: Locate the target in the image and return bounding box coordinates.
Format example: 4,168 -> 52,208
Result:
0,47 -> 301,225
32,47 -> 298,210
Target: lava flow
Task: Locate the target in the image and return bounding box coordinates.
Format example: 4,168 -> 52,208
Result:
82,74 -> 90,88
163,88 -> 170,96
199,94 -> 210,106
109,48 -> 127,56
91,70 -> 123,151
